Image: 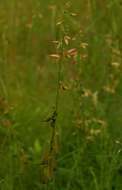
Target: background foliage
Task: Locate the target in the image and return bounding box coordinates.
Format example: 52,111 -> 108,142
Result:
0,0 -> 122,189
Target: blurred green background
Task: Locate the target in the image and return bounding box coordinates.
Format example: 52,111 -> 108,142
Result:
0,1 -> 122,189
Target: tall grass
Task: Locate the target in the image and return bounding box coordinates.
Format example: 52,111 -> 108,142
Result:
0,0 -> 122,189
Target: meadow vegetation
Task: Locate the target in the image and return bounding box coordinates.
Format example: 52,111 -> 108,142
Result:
0,0 -> 122,189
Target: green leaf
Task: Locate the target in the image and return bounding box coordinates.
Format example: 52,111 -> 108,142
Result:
34,139 -> 42,155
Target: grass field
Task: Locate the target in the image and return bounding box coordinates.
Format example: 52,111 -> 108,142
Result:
0,0 -> 122,189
